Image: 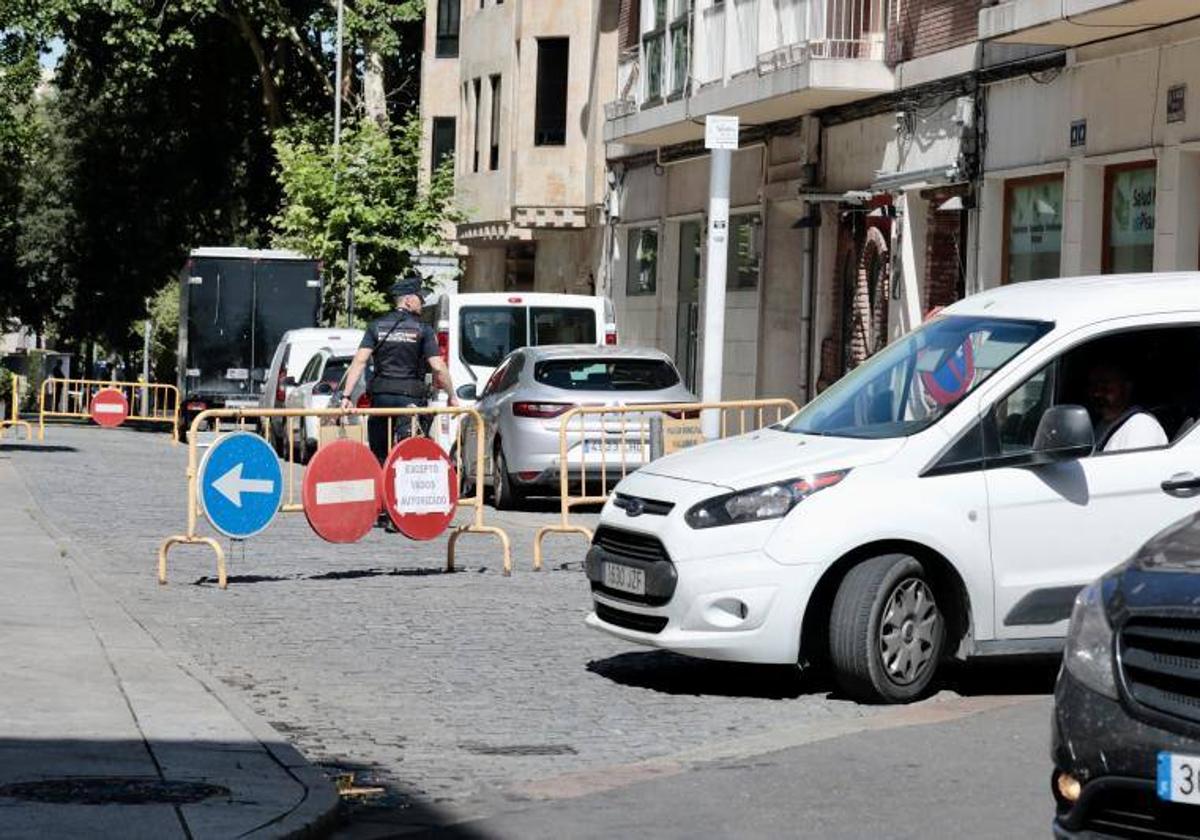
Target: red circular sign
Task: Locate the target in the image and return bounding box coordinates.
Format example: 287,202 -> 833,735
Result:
90,388 -> 129,427
301,439 -> 383,544
382,437 -> 459,541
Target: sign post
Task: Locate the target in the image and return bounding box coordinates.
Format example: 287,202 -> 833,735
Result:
90,388 -> 129,428
198,431 -> 283,539
382,437 -> 458,541
301,438 -> 382,543
702,115 -> 738,440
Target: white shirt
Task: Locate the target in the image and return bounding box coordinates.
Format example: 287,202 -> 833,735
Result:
1102,411 -> 1168,452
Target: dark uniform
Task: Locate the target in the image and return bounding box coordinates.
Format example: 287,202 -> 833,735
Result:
360,304 -> 439,462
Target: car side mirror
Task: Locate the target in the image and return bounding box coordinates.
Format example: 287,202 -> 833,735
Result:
313,382 -> 333,396
1032,405 -> 1095,462
282,376 -> 297,388
457,383 -> 477,401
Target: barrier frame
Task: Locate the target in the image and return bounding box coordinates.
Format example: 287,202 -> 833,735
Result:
38,377 -> 181,443
532,399 -> 800,571
158,405 -> 511,589
0,373 -> 33,440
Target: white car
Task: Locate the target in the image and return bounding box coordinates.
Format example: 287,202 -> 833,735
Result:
261,328 -> 363,453
587,273 -> 1200,703
283,349 -> 354,463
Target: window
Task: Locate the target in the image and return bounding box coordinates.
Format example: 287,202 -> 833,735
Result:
534,38 -> 569,146
488,75 -> 501,170
460,307 -> 528,368
534,358 -> 681,391
1003,175 -> 1063,284
472,78 -> 482,172
530,307 -> 597,345
430,117 -> 455,176
321,359 -> 350,387
299,354 -> 323,384
1104,161 -> 1156,274
626,227 -> 659,296
436,0 -> 460,58
726,213 -> 761,289
644,0 -> 690,101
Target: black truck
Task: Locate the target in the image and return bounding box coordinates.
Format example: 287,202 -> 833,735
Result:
178,248 -> 322,431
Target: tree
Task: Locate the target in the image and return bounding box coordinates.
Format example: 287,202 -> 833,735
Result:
272,114 -> 457,325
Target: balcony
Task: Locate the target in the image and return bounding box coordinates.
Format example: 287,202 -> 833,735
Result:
605,0 -> 894,148
980,0 -> 1199,46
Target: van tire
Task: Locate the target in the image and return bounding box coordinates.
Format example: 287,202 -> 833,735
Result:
829,554 -> 945,704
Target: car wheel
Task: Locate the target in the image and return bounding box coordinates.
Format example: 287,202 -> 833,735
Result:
829,554 -> 945,704
451,445 -> 475,499
491,442 -> 524,511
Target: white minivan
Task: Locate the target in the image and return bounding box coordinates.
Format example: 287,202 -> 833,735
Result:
261,327 -> 363,453
587,273 -> 1200,703
422,292 -> 617,449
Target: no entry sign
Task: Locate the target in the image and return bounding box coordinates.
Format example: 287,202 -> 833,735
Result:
301,439 -> 382,544
90,388 -> 129,427
382,437 -> 458,540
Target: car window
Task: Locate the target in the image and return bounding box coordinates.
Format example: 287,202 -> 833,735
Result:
992,364 -> 1055,456
461,307 -> 528,367
482,358 -> 512,398
321,359 -> 350,386
534,358 -> 680,391
530,307 -> 597,346
500,354 -> 525,391
299,353 -> 323,384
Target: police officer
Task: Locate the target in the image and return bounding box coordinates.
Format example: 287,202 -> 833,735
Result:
340,276 -> 458,463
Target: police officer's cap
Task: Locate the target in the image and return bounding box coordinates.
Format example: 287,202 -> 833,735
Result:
389,275 -> 426,300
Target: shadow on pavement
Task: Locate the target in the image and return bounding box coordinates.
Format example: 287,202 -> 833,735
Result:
937,656 -> 1061,697
193,567 -> 480,586
586,650 -> 813,700
0,444 -> 77,453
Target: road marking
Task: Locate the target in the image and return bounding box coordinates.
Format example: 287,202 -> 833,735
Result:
93,403 -> 125,414
314,478 -> 376,505
212,463 -> 276,507
512,694 -> 1040,802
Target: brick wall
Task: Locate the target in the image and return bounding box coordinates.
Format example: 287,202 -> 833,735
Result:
887,0 -> 981,65
923,196 -> 965,311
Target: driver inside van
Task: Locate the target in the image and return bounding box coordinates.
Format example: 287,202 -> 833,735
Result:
1087,360 -> 1168,452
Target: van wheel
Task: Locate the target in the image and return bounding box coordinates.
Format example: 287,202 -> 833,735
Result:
492,443 -> 524,511
829,554 -> 945,704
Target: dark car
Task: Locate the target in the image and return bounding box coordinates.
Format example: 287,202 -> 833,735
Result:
1052,510 -> 1200,838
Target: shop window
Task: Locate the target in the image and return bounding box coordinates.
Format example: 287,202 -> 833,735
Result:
626,227 -> 659,296
726,213 -> 761,289
1104,162 -> 1156,274
534,38 -> 569,146
1003,175 -> 1063,284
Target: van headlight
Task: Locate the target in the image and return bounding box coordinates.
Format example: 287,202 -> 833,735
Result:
1063,581 -> 1117,700
685,470 -> 849,529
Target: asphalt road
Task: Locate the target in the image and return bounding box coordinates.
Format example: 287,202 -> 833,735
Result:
3,425 -> 1059,838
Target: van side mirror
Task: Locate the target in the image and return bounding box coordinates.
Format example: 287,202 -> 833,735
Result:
282,376 -> 298,388
251,368 -> 267,384
312,382 -> 333,396
1032,405 -> 1095,462
457,383 -> 477,401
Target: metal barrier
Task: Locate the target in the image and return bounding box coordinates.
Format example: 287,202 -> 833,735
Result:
532,399 -> 800,571
0,374 -> 33,440
158,406 -> 511,589
38,377 -> 181,443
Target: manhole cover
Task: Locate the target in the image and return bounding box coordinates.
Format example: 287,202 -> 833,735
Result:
0,777 -> 230,805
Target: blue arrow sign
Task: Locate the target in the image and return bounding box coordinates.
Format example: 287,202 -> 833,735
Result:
198,431 -> 283,539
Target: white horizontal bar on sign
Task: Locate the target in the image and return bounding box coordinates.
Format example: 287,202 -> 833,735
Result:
93,403 -> 126,414
315,478 -> 376,506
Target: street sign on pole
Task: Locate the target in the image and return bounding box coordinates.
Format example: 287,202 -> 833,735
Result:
198,431 -> 283,539
90,388 -> 129,428
701,115 -> 737,439
301,438 -> 382,543
382,436 -> 458,541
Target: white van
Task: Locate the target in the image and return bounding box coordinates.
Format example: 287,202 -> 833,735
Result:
586,273 -> 1200,703
422,292 -> 617,449
261,327 -> 364,452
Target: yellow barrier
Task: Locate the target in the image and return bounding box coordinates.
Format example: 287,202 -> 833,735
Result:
38,377 -> 181,443
158,406 -> 511,589
0,374 -> 33,440
532,399 -> 800,571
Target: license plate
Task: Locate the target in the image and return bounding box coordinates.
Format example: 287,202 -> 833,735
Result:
1158,752 -> 1200,805
584,439 -> 643,455
603,562 -> 645,596
224,398 -> 259,409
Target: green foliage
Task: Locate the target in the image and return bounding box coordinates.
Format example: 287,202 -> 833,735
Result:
272,115 -> 458,325
130,284 -> 181,384
0,364 -> 13,410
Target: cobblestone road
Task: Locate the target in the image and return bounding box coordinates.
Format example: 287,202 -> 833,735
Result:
3,425 -> 1050,832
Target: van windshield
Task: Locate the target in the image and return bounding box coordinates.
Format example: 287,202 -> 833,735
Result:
786,315 -> 1052,439
459,305 -> 597,367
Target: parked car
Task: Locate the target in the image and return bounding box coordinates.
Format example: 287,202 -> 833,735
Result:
261,328 -> 362,453
1053,512 -> 1200,838
585,272 -> 1200,703
462,345 -> 695,509
282,349 -> 353,463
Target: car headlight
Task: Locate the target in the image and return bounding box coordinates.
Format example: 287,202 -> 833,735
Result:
1063,581 -> 1117,700
684,470 -> 849,529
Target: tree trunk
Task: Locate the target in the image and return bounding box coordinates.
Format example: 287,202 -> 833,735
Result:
227,5 -> 284,130
363,45 -> 387,127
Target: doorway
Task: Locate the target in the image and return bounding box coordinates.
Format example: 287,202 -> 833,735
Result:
676,220 -> 702,392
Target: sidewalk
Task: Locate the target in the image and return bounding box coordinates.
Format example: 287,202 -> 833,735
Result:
0,458 -> 338,838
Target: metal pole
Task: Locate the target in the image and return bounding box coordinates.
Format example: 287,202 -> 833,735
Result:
701,146 -> 732,439
141,318 -> 151,415
346,242 -> 357,327
334,0 -> 344,150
